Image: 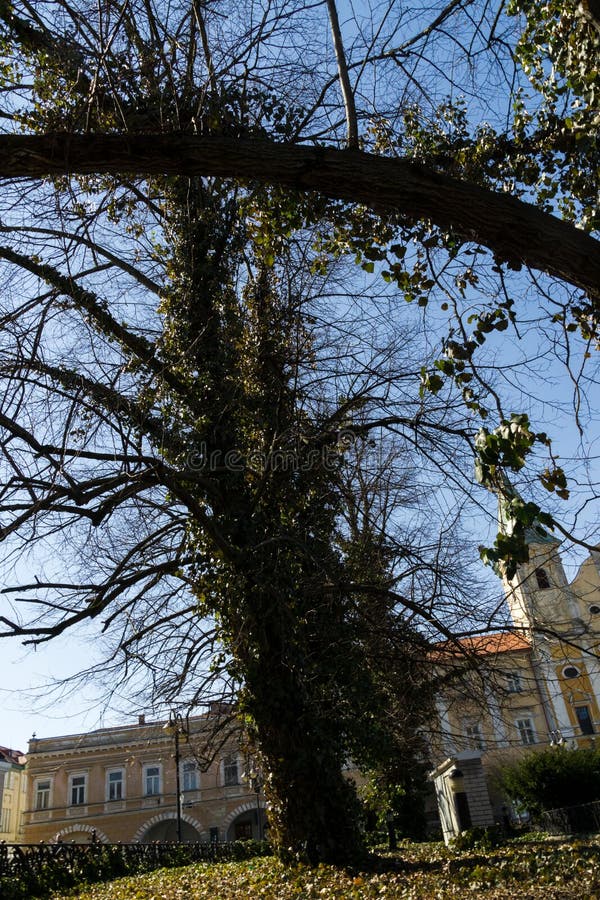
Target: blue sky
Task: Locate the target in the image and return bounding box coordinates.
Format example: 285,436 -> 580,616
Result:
0,552 -> 132,752
0,623 -> 127,753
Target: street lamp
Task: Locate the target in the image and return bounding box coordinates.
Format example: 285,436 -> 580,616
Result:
242,761 -> 264,841
164,713 -> 188,843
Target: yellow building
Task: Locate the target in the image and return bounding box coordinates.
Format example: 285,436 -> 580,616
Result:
22,711 -> 266,844
501,533 -> 600,746
433,632 -> 549,759
0,745 -> 27,842
431,530 -> 600,840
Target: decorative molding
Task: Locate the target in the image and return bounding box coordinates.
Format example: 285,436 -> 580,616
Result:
27,737 -> 173,762
54,822 -> 110,843
132,811 -> 202,842
221,800 -> 264,834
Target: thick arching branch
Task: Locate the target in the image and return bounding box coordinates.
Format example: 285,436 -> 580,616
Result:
0,133 -> 598,300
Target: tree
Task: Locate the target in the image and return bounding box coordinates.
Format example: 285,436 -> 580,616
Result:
0,0 -> 597,863
0,170 -> 470,861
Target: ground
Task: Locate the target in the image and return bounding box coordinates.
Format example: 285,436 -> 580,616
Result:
49,837 -> 600,899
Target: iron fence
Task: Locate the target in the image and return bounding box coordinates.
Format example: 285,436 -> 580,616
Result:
539,799 -> 600,835
0,838 -> 271,897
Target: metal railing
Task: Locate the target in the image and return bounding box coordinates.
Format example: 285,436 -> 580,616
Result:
540,799 -> 600,835
0,838 -> 271,896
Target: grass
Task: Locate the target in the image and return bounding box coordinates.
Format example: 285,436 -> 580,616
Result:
49,837 -> 600,899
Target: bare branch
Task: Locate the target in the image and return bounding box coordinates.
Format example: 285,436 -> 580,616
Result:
325,0 -> 358,150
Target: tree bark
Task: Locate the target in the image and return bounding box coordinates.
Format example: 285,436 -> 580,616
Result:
0,133 -> 598,302
245,646 -> 365,865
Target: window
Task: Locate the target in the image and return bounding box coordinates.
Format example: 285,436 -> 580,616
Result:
182,760 -> 199,792
107,770 -> 124,801
223,754 -> 239,786
0,808 -> 10,833
575,705 -> 595,736
464,723 -> 485,750
35,780 -> 51,810
516,717 -> 536,745
563,665 -> 580,679
4,771 -> 11,789
535,568 -> 551,590
506,672 -> 523,693
144,765 -> 161,796
70,774 -> 87,806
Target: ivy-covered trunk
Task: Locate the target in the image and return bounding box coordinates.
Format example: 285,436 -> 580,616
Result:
235,605 -> 366,864
219,521 -> 371,861
250,684 -> 365,864
158,175 -> 367,863
156,173 -> 431,863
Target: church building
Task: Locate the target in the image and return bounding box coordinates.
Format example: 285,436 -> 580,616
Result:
430,524 -> 600,841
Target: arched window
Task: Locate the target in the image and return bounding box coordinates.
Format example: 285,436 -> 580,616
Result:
535,567 -> 551,590
575,706 -> 595,736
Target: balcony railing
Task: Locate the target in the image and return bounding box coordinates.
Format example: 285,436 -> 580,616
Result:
23,783 -> 256,825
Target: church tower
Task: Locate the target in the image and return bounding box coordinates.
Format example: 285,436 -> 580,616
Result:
494,479 -> 582,637
495,485 -> 600,743
501,528 -> 583,638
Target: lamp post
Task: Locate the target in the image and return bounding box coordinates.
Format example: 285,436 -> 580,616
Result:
242,761 -> 264,841
164,713 -> 187,843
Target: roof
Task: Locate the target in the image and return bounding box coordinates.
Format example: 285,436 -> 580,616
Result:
433,631 -> 531,659
454,632 -> 532,654
0,745 -> 26,765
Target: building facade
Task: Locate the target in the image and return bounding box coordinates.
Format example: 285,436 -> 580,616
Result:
22,713 -> 266,844
0,745 -> 27,842
431,533 -> 600,839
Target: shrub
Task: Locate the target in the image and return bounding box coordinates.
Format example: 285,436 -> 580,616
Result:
501,746 -> 600,816
450,825 -> 504,851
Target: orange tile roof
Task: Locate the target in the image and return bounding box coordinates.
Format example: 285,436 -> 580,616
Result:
461,632 -> 531,654
434,631 -> 531,658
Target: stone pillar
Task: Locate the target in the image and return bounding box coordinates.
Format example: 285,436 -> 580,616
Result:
485,688 -> 508,748
458,753 -> 495,827
429,751 -> 495,844
435,696 -> 455,755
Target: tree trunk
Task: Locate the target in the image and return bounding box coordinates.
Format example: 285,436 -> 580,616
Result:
219,560 -> 367,865
240,636 -> 366,864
